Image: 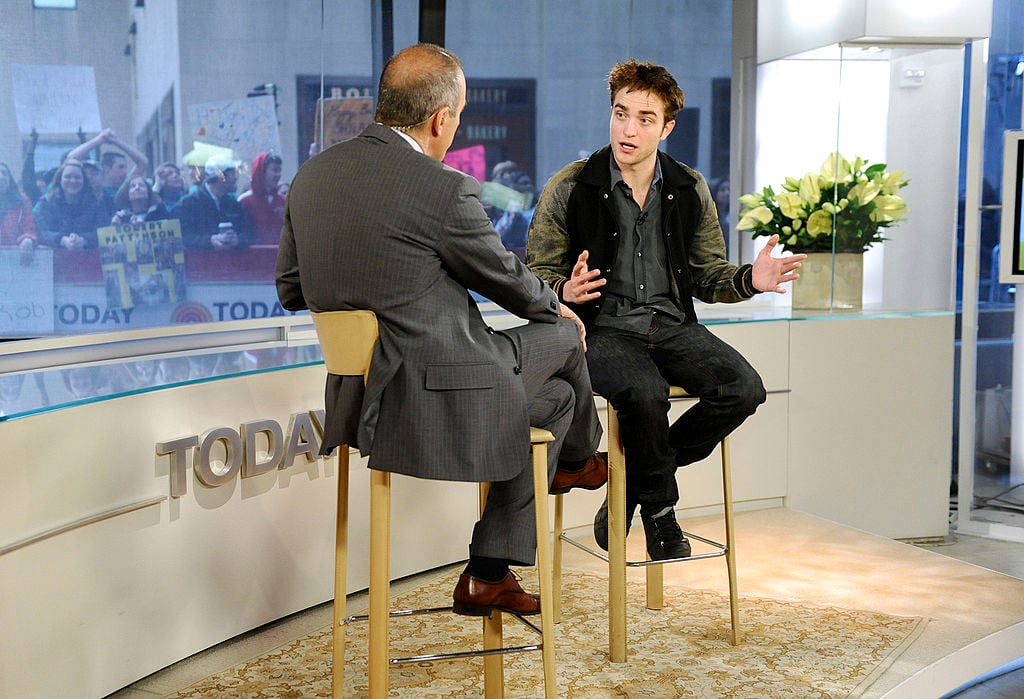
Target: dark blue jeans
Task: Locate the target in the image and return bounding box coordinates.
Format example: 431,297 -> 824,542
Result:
586,316 -> 766,510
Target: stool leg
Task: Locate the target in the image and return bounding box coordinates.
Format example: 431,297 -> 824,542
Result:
368,469 -> 390,699
532,440 -> 557,699
607,405 -> 628,663
482,612 -> 504,699
479,483 -> 505,699
552,493 -> 563,624
332,447 -> 350,699
645,561 -> 664,610
721,436 -> 742,645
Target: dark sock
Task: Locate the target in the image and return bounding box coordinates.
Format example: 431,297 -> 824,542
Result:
557,457 -> 588,472
463,556 -> 509,582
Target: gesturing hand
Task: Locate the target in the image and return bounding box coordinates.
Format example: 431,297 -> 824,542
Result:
751,234 -> 807,294
562,250 -> 605,303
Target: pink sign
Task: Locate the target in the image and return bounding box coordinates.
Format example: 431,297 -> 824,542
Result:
444,144 -> 486,182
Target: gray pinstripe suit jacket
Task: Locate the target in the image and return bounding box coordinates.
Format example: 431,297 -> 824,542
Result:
276,124 -> 562,483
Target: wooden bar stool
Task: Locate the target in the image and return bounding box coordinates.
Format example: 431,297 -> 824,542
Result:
553,386 -> 741,663
311,309 -> 558,699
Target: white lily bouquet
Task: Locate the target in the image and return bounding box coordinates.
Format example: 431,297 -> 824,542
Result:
736,153 -> 909,253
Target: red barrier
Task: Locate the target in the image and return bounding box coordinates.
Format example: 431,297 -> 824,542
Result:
46,245 -> 280,284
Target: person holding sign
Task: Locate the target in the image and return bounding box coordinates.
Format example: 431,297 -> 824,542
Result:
111,175 -> 168,225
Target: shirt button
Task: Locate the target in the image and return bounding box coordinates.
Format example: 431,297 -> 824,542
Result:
637,252 -> 642,257
513,366 -> 522,375
639,284 -> 645,290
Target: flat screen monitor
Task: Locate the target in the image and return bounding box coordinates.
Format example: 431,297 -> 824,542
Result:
999,130 -> 1024,284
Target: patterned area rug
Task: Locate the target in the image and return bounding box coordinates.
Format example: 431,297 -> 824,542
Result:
164,567 -> 926,698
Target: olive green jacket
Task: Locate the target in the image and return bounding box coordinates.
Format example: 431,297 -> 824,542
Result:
526,146 -> 756,325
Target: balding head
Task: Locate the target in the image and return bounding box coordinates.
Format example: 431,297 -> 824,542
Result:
375,43 -> 464,129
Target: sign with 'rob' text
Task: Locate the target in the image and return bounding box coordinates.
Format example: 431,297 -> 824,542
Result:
0,248 -> 54,337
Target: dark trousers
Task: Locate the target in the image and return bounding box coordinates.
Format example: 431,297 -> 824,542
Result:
469,318 -> 603,565
586,316 -> 765,510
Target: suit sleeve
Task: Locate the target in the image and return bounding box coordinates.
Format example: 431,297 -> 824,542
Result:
436,173 -> 560,322
275,200 -> 307,311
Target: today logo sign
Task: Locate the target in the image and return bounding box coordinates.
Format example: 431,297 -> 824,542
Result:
156,410 -> 327,498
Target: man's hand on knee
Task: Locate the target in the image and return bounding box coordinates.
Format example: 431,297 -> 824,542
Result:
559,303 -> 587,351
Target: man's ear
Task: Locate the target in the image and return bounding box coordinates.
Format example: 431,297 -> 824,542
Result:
430,107 -> 449,137
660,119 -> 676,142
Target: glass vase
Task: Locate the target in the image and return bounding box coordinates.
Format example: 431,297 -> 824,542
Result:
791,252 -> 863,310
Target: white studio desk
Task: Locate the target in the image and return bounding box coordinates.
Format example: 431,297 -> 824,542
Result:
0,306 -> 954,699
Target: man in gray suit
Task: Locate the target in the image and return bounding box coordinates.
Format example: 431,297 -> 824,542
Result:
276,43 -> 604,615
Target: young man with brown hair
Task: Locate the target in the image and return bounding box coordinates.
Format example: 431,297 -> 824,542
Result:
527,60 -> 804,560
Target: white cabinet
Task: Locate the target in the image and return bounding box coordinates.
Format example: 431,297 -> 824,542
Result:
786,314 -> 954,539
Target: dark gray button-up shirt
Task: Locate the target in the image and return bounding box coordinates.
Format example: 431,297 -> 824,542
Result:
595,156 -> 682,331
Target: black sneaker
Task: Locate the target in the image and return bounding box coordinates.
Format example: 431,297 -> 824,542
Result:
641,509 -> 692,560
593,494 -> 638,552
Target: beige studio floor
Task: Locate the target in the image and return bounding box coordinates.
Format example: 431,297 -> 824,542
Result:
108,507 -> 1024,699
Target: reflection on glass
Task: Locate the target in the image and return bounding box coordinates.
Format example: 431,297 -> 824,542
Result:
0,344 -> 324,422
1,1 -> 733,388
968,0 -> 1024,529
2,3 -> 734,341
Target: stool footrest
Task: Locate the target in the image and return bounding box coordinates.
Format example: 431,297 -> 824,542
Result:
558,529 -> 728,567
345,605 -> 548,665
344,606 -> 454,624
390,642 -> 544,665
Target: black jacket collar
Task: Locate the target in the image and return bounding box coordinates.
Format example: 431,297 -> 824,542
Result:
576,145 -> 698,192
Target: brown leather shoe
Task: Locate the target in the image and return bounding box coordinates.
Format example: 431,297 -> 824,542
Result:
549,452 -> 608,494
452,572 -> 541,616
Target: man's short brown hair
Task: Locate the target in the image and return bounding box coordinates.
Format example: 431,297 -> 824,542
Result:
608,60 -> 685,123
376,43 -> 464,129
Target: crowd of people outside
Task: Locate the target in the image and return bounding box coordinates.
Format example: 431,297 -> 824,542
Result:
5,127 -> 540,263
0,130 -> 304,344
2,127 -> 295,259
1,116 -> 550,356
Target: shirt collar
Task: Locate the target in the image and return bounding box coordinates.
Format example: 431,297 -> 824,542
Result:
386,125 -> 424,153
610,152 -> 663,190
